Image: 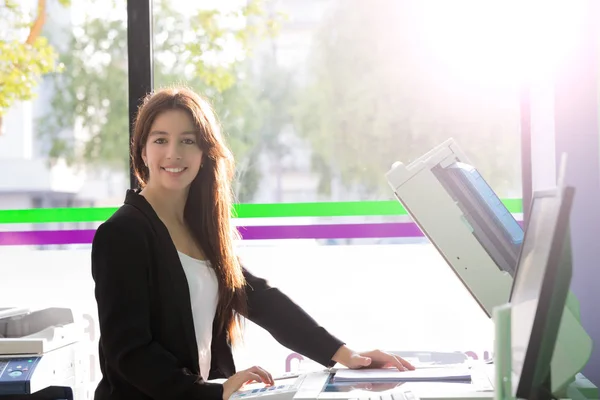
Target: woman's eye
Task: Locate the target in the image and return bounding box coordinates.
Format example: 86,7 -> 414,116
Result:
154,138 -> 166,144
183,139 -> 196,145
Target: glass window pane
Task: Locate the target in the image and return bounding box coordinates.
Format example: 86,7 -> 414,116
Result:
149,0 -> 520,377
1,1 -> 529,396
0,0 -> 130,252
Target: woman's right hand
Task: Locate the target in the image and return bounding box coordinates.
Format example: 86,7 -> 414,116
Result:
222,365 -> 274,400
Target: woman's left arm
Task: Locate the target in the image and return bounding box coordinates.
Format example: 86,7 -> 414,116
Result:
241,268 -> 414,371
242,267 -> 344,367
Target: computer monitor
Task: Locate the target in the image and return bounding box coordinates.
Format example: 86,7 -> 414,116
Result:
510,185 -> 576,400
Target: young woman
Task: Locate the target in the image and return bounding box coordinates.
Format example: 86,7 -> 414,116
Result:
91,87 -> 414,400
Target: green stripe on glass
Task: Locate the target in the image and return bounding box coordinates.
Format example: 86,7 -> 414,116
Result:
0,199 -> 522,224
0,207 -> 118,224
233,201 -> 409,218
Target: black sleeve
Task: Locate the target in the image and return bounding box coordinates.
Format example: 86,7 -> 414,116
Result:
91,220 -> 224,400
242,266 -> 345,367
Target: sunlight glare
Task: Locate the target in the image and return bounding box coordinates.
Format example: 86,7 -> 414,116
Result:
417,0 -> 586,87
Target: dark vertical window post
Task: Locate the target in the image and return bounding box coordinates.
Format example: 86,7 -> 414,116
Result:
127,0 -> 154,189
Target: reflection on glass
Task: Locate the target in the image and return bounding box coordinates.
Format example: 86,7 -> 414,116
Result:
323,374 -> 472,395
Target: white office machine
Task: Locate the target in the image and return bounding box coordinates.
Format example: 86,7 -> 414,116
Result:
226,358 -> 496,400
0,307 -> 87,399
385,138 -> 519,314
226,149 -> 597,400
385,140 -> 595,399
223,369 -> 422,400
227,374 -> 306,400
226,353 -> 469,400
293,367 -> 494,400
222,350 -> 498,400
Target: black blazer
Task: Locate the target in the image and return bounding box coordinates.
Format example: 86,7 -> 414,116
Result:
91,189 -> 344,400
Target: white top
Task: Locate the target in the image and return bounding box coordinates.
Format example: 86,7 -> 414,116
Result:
177,251 -> 219,381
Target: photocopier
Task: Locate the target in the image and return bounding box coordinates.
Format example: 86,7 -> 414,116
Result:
216,139 -> 599,400
0,307 -> 87,400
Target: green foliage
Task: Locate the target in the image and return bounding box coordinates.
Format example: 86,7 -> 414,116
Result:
293,0 -> 522,199
37,0 -> 283,200
0,0 -> 69,124
0,37 -> 59,113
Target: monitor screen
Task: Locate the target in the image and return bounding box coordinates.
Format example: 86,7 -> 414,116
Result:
510,194 -> 558,383
510,186 -> 575,399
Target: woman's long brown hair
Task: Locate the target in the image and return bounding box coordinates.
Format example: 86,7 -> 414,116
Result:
131,86 -> 247,344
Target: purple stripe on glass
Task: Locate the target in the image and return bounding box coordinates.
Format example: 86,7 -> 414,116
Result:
0,230 -> 97,246
238,223 -> 424,240
0,223 -> 424,246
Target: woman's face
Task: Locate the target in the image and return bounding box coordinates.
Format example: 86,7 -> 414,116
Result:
142,109 -> 203,193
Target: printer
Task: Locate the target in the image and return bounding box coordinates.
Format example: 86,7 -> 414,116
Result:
0,307 -> 87,400
222,351 -> 472,400
3,140 -> 594,400
223,140 -> 598,400
385,139 -> 596,399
